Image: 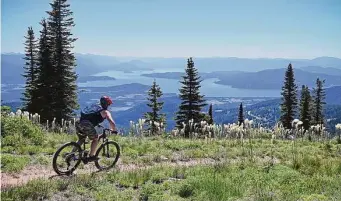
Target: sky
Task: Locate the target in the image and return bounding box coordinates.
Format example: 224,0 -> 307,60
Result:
1,0 -> 341,59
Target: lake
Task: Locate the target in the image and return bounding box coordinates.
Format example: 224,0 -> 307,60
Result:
78,70 -> 281,97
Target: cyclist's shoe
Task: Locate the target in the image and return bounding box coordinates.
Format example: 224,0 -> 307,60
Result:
86,155 -> 99,162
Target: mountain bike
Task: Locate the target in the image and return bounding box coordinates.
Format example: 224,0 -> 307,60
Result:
52,126 -> 120,175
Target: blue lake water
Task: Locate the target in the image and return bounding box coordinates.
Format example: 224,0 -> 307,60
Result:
78,69 -> 281,98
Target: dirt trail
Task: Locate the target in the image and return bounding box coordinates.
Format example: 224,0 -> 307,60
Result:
1,156 -> 279,189
1,158 -> 218,189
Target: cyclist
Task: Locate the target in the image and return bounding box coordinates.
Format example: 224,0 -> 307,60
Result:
75,96 -> 117,162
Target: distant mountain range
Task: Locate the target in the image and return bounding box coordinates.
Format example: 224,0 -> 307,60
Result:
2,53 -> 341,85
1,53 -> 152,84
142,68 -> 341,90
3,81 -> 340,131
77,76 -> 116,82
298,66 -> 341,76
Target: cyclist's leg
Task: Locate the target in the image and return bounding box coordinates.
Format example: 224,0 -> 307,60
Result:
77,120 -> 99,160
88,128 -> 99,157
72,120 -> 87,152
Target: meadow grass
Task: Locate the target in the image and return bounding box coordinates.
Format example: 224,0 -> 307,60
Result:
2,158 -> 341,201
2,135 -> 341,201
2,115 -> 341,200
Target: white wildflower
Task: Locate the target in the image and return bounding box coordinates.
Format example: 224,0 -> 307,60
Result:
335,124 -> 341,130
288,135 -> 295,140
16,109 -> 22,116
23,111 -> 29,117
154,121 -> 160,127
244,119 -> 249,125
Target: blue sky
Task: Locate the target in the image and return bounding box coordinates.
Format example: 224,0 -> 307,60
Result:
2,0 -> 341,58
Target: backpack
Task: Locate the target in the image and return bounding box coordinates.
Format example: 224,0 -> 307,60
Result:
80,103 -> 104,122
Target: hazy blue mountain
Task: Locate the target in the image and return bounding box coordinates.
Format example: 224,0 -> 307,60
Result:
137,57 -> 341,72
308,57 -> 341,69
77,76 -> 116,82
1,53 -> 157,84
142,68 -> 341,90
141,71 -> 244,80
1,54 -> 26,84
108,60 -> 154,73
75,53 -> 120,66
324,86 -> 341,105
214,68 -> 341,89
299,66 -> 341,76
142,72 -> 185,79
3,53 -> 341,84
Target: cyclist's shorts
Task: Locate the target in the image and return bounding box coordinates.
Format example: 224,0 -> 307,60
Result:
75,120 -> 98,140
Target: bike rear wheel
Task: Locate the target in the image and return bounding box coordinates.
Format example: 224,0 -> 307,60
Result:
95,141 -> 120,170
52,142 -> 82,175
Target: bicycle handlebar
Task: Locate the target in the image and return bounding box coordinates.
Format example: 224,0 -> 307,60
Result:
103,128 -> 118,134
97,126 -> 118,139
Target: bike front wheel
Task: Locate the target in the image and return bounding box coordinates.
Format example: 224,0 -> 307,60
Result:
52,142 -> 82,175
95,141 -> 120,170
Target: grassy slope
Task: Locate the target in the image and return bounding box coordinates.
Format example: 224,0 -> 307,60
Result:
2,135 -> 341,201
2,115 -> 341,200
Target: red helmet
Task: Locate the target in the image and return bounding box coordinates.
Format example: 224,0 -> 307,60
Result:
100,96 -> 113,109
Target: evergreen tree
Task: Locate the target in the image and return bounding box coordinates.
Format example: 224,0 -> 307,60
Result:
46,0 -> 78,120
144,80 -> 165,135
208,104 -> 213,125
21,26 -> 38,113
299,85 -> 312,131
280,63 -> 298,129
238,103 -> 244,126
35,18 -> 54,121
175,58 -> 206,137
312,78 -> 326,126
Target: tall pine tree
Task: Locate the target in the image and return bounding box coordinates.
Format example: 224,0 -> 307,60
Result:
144,80 -> 165,135
312,78 -> 326,126
238,103 -> 244,126
175,58 -> 206,137
299,85 -> 312,131
280,63 -> 298,129
47,0 -> 78,120
35,18 -> 54,121
208,104 -> 213,125
22,26 -> 38,113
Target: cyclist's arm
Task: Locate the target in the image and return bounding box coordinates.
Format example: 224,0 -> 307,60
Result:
102,110 -> 116,131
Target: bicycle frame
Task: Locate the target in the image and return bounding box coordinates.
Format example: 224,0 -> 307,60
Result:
79,126 -> 115,162
53,125 -> 119,175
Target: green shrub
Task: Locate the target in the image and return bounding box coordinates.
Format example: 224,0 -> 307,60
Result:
177,183 -> 194,198
1,178 -> 57,201
1,116 -> 44,146
1,105 -> 12,114
1,154 -> 30,173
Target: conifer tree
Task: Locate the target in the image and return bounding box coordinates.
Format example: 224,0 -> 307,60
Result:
46,0 -> 78,120
238,103 -> 244,126
299,85 -> 312,131
144,80 -> 165,135
21,27 -> 38,113
312,78 -> 326,126
208,104 -> 213,125
280,63 -> 298,129
175,58 -> 206,137
35,19 -> 54,121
